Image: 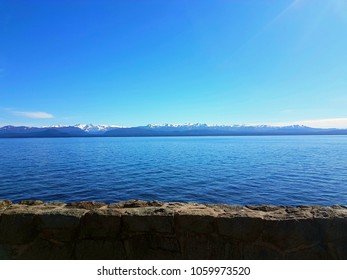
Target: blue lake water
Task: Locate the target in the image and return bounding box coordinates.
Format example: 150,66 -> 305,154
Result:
0,136 -> 346,205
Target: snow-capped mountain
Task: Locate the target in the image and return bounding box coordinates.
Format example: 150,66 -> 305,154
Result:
1,123 -> 346,137
146,123 -> 208,127
104,123 -> 345,136
144,123 -> 209,130
74,124 -> 123,134
140,123 -> 310,131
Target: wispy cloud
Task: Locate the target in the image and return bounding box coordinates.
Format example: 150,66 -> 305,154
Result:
12,111 -> 54,119
269,118 -> 347,129
296,118 -> 347,129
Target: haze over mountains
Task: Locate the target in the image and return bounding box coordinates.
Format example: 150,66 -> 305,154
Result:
1,124 -> 347,138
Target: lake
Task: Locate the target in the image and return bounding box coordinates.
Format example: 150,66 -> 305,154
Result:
0,136 -> 346,205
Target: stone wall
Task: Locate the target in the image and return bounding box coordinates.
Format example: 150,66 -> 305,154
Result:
0,200 -> 346,259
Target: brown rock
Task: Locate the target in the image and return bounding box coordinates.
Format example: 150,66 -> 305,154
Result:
19,200 -> 44,206
66,201 -> 106,210
0,200 -> 12,209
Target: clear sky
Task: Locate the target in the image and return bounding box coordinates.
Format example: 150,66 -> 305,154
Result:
1,0 -> 347,128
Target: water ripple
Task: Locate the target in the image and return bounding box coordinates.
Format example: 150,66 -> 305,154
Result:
0,136 -> 347,205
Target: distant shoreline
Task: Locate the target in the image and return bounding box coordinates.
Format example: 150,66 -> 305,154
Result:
1,124 -> 347,138
0,132 -> 347,139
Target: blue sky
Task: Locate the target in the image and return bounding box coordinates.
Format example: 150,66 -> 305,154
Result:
1,0 -> 347,128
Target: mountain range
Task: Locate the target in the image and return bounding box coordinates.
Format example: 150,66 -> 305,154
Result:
1,123 -> 347,138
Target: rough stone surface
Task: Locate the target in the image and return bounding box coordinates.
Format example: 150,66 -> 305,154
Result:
0,200 -> 346,259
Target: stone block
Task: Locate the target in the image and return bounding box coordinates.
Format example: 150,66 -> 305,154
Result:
0,213 -> 38,244
79,210 -> 121,239
217,216 -> 263,241
177,232 -> 226,259
123,234 -> 181,259
122,214 -> 173,233
242,242 -> 284,259
36,210 -> 85,242
260,219 -> 321,250
175,214 -> 215,234
16,238 -> 73,260
0,243 -> 12,259
75,239 -> 125,260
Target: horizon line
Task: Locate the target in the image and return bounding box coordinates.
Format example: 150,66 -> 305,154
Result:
1,122 -> 347,130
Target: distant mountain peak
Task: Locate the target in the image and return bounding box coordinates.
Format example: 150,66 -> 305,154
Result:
74,124 -> 124,134
1,123 -> 346,138
44,124 -> 67,128
146,123 -> 208,128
